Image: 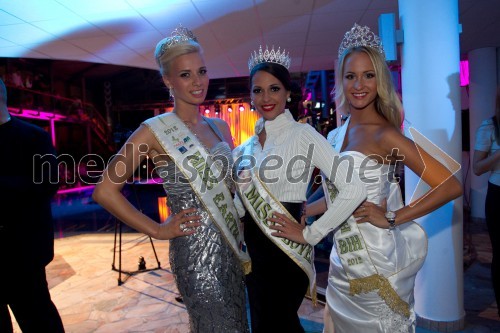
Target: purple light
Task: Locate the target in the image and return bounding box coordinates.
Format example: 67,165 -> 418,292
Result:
460,60 -> 469,86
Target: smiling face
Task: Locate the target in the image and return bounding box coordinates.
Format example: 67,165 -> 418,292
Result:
342,51 -> 378,112
163,52 -> 209,108
250,70 -> 290,121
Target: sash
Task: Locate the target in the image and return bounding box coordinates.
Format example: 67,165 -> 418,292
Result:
234,135 -> 317,303
323,117 -> 411,318
144,113 -> 251,274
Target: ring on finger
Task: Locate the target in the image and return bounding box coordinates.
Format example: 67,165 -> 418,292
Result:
179,223 -> 186,232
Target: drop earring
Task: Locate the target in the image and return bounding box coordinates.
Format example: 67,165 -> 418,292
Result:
287,97 -> 291,102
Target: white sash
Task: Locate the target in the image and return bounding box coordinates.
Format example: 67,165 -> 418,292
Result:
144,113 -> 251,274
234,136 -> 317,303
322,117 -> 421,318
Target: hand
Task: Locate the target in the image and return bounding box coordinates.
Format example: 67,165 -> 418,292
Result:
352,199 -> 390,229
268,212 -> 307,244
157,208 -> 202,239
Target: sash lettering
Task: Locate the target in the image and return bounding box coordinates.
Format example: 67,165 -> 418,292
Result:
144,113 -> 251,274
235,136 -> 316,303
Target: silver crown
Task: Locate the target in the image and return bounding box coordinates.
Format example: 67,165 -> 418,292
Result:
338,23 -> 384,58
248,45 -> 291,72
156,25 -> 198,62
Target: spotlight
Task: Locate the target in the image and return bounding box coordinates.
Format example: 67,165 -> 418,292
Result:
227,106 -> 233,113
250,106 -> 255,112
204,106 -> 210,114
239,104 -> 245,112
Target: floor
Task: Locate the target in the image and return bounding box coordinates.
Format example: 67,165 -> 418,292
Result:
8,188 -> 500,332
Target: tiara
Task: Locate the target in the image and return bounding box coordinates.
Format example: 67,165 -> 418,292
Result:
155,25 -> 198,62
248,45 -> 291,72
338,23 -> 384,58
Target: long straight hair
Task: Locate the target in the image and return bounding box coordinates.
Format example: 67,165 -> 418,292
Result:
335,46 -> 403,130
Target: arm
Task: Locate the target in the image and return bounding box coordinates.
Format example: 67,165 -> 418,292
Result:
92,124 -> 201,239
269,127 -> 367,245
304,196 -> 327,218
472,119 -> 499,176
473,149 -> 500,176
303,128 -> 367,244
355,128 -> 463,228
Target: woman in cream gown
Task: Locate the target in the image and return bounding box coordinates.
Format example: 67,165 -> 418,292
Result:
323,119 -> 428,332
277,24 -> 462,333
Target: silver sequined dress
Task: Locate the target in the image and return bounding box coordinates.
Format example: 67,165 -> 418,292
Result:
156,141 -> 249,333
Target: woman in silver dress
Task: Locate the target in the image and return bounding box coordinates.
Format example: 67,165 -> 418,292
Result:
93,26 -> 250,333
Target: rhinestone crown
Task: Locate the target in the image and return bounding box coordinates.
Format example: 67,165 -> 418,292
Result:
248,45 -> 291,72
156,25 -> 198,63
338,23 -> 384,58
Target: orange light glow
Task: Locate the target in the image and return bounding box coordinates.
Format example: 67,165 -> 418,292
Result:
158,197 -> 169,222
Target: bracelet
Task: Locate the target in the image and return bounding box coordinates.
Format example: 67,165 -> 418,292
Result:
385,211 -> 397,230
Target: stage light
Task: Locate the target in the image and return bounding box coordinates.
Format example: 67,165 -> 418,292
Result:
204,106 -> 210,114
227,106 -> 233,113
239,104 -> 245,112
158,197 -> 168,222
250,106 -> 255,112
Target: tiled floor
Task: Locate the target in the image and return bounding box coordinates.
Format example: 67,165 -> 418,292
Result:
11,232 -> 325,333
8,189 -> 500,332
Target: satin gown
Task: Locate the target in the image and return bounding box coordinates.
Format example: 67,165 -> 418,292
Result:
155,141 -> 249,333
325,151 -> 427,333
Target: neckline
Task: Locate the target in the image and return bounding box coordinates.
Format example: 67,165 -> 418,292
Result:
171,113 -> 224,152
263,109 -> 294,133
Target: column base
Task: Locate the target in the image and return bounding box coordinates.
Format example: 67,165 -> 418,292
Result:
416,314 -> 465,332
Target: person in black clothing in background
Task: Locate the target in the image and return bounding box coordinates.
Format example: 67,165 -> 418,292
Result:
0,78 -> 64,332
473,88 -> 500,317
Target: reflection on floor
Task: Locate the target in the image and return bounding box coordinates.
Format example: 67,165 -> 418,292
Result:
9,187 -> 499,332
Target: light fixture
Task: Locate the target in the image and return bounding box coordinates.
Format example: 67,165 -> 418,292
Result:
250,105 -> 255,112
227,105 -> 233,113
239,104 -> 245,112
204,106 -> 210,114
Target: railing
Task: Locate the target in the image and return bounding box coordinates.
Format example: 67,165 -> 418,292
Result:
5,84 -> 113,152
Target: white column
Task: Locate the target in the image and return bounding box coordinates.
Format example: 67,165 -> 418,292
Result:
398,0 -> 464,331
468,47 -> 497,219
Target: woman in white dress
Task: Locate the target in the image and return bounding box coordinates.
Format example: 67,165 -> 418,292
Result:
274,24 -> 463,332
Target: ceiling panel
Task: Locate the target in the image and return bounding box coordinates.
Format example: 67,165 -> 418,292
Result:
0,0 -> 498,79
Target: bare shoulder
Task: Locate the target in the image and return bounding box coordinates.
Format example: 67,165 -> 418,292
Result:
208,117 -> 234,147
375,125 -> 408,148
123,123 -> 159,150
210,117 -> 230,129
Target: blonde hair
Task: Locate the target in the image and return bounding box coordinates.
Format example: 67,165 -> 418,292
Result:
334,46 -> 403,129
154,40 -> 202,77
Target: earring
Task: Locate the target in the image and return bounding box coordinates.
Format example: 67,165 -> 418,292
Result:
287,97 -> 291,102
250,100 -> 254,106
169,87 -> 174,100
